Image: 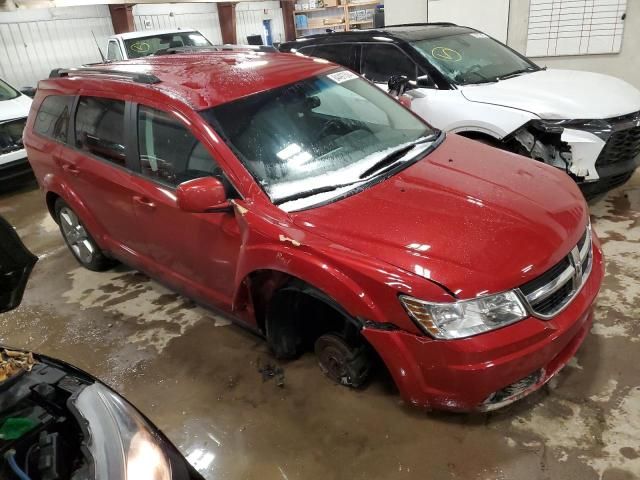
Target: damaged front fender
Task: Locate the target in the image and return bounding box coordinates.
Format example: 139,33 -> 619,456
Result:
504,120 -> 606,182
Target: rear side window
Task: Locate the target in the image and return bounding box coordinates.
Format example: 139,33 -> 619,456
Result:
362,44 -> 417,83
34,95 -> 72,143
137,106 -> 221,187
311,44 -> 360,72
75,97 -> 126,166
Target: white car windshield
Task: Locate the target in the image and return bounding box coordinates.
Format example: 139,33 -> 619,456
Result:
203,71 -> 438,211
0,79 -> 20,102
412,32 -> 539,85
124,32 -> 211,58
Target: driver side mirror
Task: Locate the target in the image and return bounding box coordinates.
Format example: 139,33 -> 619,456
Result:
388,75 -> 411,97
0,216 -> 38,314
19,86 -> 37,98
176,177 -> 230,213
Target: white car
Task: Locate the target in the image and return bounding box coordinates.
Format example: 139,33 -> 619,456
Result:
106,28 -> 212,61
281,24 -> 640,197
0,78 -> 32,185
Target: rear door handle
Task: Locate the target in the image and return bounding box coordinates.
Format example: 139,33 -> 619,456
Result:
133,195 -> 156,210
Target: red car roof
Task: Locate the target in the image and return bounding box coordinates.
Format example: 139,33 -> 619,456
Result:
51,52 -> 338,110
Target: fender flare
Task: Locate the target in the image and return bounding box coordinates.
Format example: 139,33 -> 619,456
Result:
233,244 -> 388,325
41,173 -> 108,248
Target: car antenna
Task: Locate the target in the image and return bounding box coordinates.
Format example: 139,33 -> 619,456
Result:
91,31 -> 107,63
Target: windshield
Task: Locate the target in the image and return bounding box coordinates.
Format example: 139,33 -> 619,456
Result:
0,79 -> 20,101
124,31 -> 211,58
411,32 -> 538,85
202,71 -> 436,211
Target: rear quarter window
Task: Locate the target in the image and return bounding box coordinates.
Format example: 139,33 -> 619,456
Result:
34,95 -> 73,144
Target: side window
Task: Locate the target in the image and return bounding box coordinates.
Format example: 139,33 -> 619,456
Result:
75,97 -> 126,166
137,106 -> 222,187
107,41 -> 123,61
362,44 -> 417,83
34,95 -> 72,143
312,44 -> 360,71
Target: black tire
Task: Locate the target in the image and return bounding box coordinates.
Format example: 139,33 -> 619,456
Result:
54,198 -> 116,272
315,333 -> 371,388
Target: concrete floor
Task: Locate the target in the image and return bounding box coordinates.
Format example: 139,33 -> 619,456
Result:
1,174 -> 639,480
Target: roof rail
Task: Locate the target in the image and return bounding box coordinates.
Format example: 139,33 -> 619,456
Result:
154,44 -> 277,56
383,22 -> 458,28
48,67 -> 161,85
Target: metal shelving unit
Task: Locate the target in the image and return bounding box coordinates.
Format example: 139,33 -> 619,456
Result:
293,1 -> 382,37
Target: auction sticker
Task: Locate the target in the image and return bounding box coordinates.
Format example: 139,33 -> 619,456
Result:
327,70 -> 359,84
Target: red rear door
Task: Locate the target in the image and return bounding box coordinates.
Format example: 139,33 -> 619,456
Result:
61,95 -> 149,266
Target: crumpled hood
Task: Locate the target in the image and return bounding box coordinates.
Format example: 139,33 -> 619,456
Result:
0,94 -> 31,122
292,135 -> 588,299
461,69 -> 640,120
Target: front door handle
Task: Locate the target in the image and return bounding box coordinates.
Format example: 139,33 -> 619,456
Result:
133,195 -> 156,210
61,163 -> 80,176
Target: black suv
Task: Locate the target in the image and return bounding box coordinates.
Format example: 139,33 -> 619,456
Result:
279,23 -> 535,90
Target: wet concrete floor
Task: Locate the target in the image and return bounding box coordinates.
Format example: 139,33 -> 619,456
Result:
0,175 -> 639,480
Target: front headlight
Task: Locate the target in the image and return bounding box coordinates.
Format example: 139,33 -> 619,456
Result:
72,383 -> 172,480
400,291 -> 528,340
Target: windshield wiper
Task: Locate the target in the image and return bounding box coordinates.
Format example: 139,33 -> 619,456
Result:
496,68 -> 536,81
359,136 -> 434,179
274,180 -> 366,205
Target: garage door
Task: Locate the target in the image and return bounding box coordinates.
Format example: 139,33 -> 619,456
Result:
0,5 -> 114,89
236,1 -> 286,45
133,3 -> 223,46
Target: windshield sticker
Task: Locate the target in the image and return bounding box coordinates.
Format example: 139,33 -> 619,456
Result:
130,42 -> 151,53
470,33 -> 489,39
431,47 -> 462,62
327,70 -> 359,84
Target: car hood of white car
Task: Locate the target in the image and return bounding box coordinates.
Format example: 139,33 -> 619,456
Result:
0,94 -> 32,122
460,69 -> 640,120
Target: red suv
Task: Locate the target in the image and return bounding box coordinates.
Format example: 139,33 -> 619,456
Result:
24,52 -> 604,411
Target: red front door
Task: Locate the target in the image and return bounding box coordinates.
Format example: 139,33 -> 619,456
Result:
127,104 -> 242,309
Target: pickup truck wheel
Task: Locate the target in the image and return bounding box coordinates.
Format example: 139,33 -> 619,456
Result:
315,333 -> 371,388
55,199 -> 115,272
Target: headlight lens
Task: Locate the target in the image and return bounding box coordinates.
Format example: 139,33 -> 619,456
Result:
400,291 -> 528,339
73,383 -> 172,480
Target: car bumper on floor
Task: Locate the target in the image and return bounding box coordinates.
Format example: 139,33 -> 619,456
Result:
0,149 -> 32,183
362,244 -> 605,412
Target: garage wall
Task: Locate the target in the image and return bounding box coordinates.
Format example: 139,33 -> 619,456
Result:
236,1 -> 286,45
0,5 -> 113,88
507,0 -> 640,88
132,3 -> 223,45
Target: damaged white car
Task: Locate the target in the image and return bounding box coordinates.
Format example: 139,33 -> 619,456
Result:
0,77 -> 32,185
281,24 -> 640,197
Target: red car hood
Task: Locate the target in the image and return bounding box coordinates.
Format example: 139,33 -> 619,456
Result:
292,135 -> 588,299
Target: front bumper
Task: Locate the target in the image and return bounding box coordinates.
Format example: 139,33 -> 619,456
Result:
0,149 -> 31,183
362,242 -> 604,412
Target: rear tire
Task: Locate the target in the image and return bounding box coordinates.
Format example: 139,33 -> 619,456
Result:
55,199 -> 115,272
315,333 -> 371,388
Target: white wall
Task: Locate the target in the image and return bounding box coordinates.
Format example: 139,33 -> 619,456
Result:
133,3 -> 223,45
384,0 -> 428,26
383,0 -> 510,43
427,0 -> 510,42
236,1 -> 286,45
507,0 -> 640,88
0,5 -> 113,88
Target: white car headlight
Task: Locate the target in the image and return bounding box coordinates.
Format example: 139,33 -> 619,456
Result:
400,291 -> 528,340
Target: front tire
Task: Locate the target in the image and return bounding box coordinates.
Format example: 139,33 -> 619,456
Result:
55,199 -> 115,271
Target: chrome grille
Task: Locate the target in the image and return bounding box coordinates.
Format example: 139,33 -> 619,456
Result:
519,226 -> 592,318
